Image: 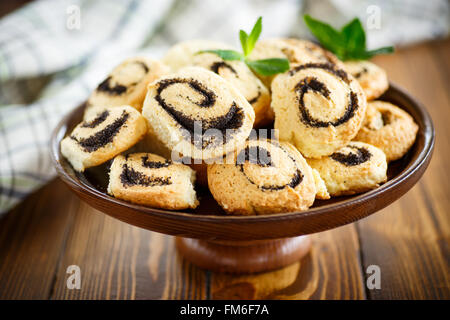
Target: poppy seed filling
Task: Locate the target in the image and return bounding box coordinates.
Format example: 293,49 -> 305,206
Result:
155,78 -> 244,149
97,61 -> 149,95
141,155 -> 171,168
81,110 -> 109,128
71,111 -> 129,152
331,145 -> 372,166
210,61 -> 237,76
120,164 -> 171,187
97,76 -> 127,95
292,64 -> 359,128
237,142 -> 304,191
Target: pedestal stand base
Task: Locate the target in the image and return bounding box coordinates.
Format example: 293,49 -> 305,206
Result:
176,236 -> 311,274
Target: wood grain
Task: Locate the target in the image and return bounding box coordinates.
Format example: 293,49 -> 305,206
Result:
210,224 -> 366,299
50,201 -> 206,300
0,179 -> 78,299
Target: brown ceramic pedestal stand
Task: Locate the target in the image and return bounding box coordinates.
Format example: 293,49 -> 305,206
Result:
176,236 -> 311,273
51,83 -> 434,275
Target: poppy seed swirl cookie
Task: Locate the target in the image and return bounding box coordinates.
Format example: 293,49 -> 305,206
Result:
61,106 -> 147,171
283,38 -> 343,67
355,101 -> 418,161
249,38 -> 343,87
142,67 -> 255,161
163,40 -> 272,127
162,40 -> 231,72
207,139 -> 316,215
271,62 -> 367,158
86,57 -> 169,112
308,141 -> 387,196
108,153 -> 198,209
344,60 -> 389,100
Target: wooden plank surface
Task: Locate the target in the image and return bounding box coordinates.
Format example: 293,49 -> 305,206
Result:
0,39 -> 448,300
50,201 -> 206,300
359,41 -> 450,299
0,179 -> 78,299
210,225 -> 365,300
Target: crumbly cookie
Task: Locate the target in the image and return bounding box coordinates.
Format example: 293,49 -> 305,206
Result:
163,40 -> 272,127
108,153 -> 198,209
86,57 -> 169,112
312,168 -> 330,200
207,139 -> 316,215
142,66 -> 255,161
249,38 -> 343,87
162,39 -> 232,72
355,101 -> 418,161
271,62 -> 367,158
307,141 -> 387,196
344,60 -> 389,100
61,106 -> 147,171
283,38 -> 343,67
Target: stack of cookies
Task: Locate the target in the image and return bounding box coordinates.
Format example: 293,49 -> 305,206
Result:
61,39 -> 418,215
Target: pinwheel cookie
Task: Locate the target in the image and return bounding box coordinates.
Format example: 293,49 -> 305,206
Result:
164,40 -> 272,127
142,66 -> 255,162
61,106 -> 147,171
271,62 -> 367,158
344,60 -> 389,100
108,153 -> 198,209
355,101 -> 418,161
86,57 -> 169,112
283,38 -> 343,67
249,38 -> 342,87
308,141 -> 387,196
207,139 -> 316,215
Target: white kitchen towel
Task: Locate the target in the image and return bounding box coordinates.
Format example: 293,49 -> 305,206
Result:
0,0 -> 448,215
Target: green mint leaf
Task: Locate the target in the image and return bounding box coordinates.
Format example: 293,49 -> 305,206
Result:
303,14 -> 346,56
346,46 -> 394,60
363,46 -> 395,58
197,49 -> 244,61
198,17 -> 290,77
246,17 -> 263,56
239,30 -> 249,56
303,15 -> 394,61
341,18 -> 366,55
246,58 -> 290,76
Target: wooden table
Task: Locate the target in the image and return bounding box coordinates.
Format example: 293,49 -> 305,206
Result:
0,39 -> 449,300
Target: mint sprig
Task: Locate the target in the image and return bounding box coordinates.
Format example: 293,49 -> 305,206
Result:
198,17 -> 290,76
303,14 -> 394,61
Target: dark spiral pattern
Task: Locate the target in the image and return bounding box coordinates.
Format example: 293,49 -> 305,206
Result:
96,61 -> 149,96
330,145 -> 372,166
81,110 -> 109,128
120,155 -> 172,187
290,63 -> 359,128
236,143 -> 303,191
210,61 -> 237,75
155,78 -> 244,149
71,111 -> 129,152
209,61 -> 262,106
141,155 -> 171,168
120,165 -> 171,187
